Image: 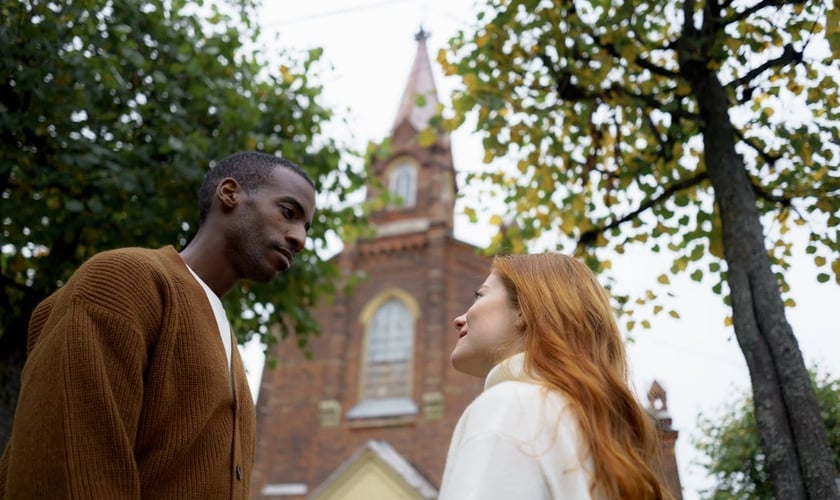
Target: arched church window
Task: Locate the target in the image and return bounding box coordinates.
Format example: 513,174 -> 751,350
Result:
347,292 -> 419,421
389,162 -> 417,208
361,299 -> 413,399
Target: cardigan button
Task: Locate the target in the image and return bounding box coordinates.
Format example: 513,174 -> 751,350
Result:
236,464 -> 242,480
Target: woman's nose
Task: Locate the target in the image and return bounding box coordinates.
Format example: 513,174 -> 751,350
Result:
454,314 -> 466,329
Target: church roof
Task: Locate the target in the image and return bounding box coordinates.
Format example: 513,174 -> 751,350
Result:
391,27 -> 440,133
309,440 -> 438,499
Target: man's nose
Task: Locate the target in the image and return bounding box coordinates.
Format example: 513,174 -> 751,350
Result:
287,224 -> 307,252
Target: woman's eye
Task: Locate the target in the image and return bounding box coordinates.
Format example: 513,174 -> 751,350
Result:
473,290 -> 482,301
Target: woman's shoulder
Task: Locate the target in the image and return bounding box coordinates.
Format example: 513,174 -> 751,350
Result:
464,380 -> 571,430
478,379 -> 569,407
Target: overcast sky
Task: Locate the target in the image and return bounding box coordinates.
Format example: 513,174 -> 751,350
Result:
240,1 -> 840,498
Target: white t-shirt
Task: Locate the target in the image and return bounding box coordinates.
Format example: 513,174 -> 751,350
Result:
186,265 -> 232,375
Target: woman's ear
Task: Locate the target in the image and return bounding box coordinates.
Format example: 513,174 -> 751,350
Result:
514,312 -> 526,332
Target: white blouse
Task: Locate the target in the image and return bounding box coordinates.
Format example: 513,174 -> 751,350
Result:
439,353 -> 596,499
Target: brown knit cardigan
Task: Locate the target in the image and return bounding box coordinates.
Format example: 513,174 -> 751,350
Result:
0,246 -> 256,499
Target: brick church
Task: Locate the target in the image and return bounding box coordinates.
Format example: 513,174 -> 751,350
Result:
250,29 -> 683,500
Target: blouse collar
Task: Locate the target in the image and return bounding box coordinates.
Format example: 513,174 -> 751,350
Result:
484,352 -> 531,390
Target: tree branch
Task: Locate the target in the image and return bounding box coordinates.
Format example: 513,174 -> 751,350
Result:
727,44 -> 803,92
589,33 -> 680,79
734,127 -> 782,166
719,0 -> 802,25
749,178 -> 793,207
537,53 -> 594,101
578,170 -> 710,246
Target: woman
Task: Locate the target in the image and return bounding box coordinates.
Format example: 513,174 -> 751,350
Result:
439,253 -> 668,499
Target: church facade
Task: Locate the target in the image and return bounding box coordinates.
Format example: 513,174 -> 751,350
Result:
251,29 -> 489,499
250,30 -> 682,500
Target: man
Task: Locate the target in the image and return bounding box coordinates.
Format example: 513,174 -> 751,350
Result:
0,151 -> 316,499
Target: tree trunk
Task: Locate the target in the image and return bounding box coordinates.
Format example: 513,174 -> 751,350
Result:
683,63 -> 839,499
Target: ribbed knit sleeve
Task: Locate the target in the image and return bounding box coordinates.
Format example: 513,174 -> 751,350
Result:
1,247 -> 254,499
1,251 -> 157,499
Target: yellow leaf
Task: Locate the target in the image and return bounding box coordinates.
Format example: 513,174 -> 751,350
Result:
417,127 -> 437,147
463,73 -> 478,89
489,214 -> 503,226
561,216 -> 575,234
657,274 -> 670,285
724,316 -> 733,326
619,43 -> 637,62
832,258 -> 840,284
279,65 -> 294,84
464,206 -> 477,222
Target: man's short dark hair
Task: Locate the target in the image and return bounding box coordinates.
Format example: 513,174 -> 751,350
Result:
198,151 -> 314,225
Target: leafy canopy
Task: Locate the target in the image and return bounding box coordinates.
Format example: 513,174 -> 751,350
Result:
438,0 -> 840,328
0,0 -> 368,353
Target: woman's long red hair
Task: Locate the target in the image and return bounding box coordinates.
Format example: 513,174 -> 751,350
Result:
492,253 -> 668,499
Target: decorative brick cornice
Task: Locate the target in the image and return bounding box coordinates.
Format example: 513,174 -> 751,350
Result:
356,233 -> 429,255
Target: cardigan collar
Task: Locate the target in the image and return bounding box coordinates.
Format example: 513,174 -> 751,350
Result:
484,352 -> 533,390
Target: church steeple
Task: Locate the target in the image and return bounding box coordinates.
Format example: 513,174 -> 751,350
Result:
391,26 -> 441,138
368,27 -> 456,234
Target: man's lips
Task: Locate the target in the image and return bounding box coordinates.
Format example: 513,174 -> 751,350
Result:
275,247 -> 294,268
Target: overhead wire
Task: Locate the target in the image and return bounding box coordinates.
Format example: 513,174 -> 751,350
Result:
261,0 -> 419,28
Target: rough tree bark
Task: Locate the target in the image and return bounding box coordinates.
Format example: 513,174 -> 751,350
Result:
680,20 -> 840,500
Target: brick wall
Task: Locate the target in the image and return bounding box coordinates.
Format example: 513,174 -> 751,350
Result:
251,236 -> 489,498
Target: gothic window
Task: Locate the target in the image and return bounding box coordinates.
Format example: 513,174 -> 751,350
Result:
389,162 -> 417,208
360,299 -> 413,399
347,291 -> 419,421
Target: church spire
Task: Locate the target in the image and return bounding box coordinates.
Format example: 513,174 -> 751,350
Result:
391,26 -> 440,133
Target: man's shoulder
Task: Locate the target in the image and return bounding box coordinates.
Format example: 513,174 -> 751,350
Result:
61,246 -> 187,299
82,246 -> 179,274
88,245 -> 174,263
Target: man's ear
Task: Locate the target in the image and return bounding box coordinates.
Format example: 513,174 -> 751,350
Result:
217,178 -> 241,210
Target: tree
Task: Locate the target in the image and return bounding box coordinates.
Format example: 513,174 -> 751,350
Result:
438,0 -> 839,497
0,0 -> 367,446
695,368 -> 840,499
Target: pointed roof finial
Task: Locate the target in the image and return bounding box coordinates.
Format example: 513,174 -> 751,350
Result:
415,25 -> 430,42
391,27 -> 440,133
